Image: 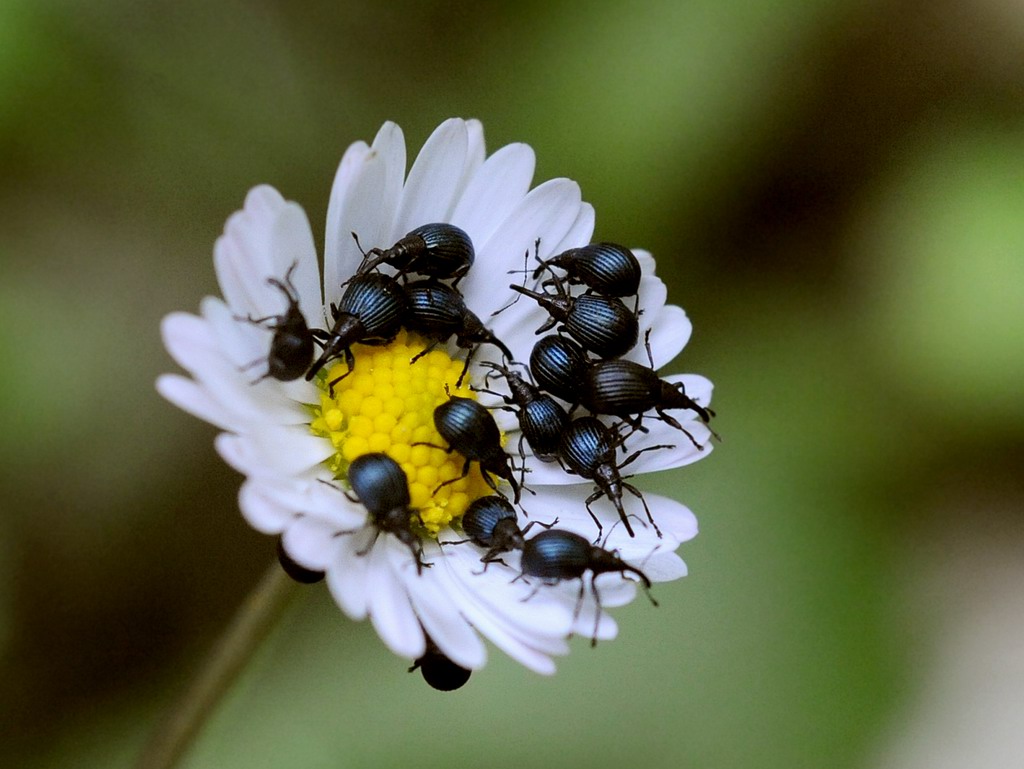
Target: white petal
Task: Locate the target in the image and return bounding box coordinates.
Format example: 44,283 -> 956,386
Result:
592,574 -> 641,608
548,201 -> 595,255
269,203 -> 323,328
215,197 -> 321,327
371,121 -> 409,236
515,484 -> 663,549
243,427 -> 334,475
443,542 -> 574,641
281,515 -> 343,571
458,118 -> 486,195
403,541 -> 487,669
264,476 -> 365,529
214,187 -> 286,319
466,178 -> 584,322
156,374 -> 235,432
367,541 -> 426,658
215,429 -> 333,478
450,142 -> 535,246
392,118 -> 470,234
632,304 -> 693,370
162,311 -> 213,361
324,139 -> 371,297
623,493 -> 698,546
238,479 -> 293,534
200,297 -> 319,420
327,528 -> 376,621
573,603 -> 619,641
639,550 -> 689,582
323,132 -> 403,309
438,555 -> 564,673
634,248 -> 656,276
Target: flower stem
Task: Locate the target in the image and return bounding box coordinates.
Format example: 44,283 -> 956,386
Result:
135,561 -> 301,769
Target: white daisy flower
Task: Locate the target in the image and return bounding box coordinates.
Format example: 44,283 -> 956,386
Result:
157,118 -> 714,680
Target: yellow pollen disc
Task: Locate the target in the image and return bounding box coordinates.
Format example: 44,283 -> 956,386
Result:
309,330 -> 495,536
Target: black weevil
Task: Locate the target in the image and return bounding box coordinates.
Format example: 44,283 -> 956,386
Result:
275,537 -> 325,584
532,242 -> 642,300
579,330 -> 716,449
509,277 -> 639,359
558,417 -> 673,538
581,358 -> 714,449
238,261 -> 324,382
355,223 -> 474,285
419,395 -> 521,504
477,361 -> 569,464
304,272 -> 407,393
528,335 -> 590,404
344,452 -> 430,573
408,636 -> 472,691
518,528 -> 657,646
403,279 -> 513,386
452,495 -> 555,566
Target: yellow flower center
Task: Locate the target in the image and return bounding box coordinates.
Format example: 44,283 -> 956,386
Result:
309,330 -> 494,535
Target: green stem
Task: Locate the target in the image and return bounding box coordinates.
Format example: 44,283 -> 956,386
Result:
135,561 -> 301,769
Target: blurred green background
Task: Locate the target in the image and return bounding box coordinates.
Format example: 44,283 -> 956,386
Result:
3,1 -> 1024,767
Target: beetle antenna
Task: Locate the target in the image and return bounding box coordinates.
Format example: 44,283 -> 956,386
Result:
350,231 -> 369,257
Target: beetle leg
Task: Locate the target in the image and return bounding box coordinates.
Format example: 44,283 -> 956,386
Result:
584,488 -> 617,539
654,408 -> 703,450
620,443 -> 675,469
432,457 -> 472,496
326,349 -> 357,397
643,327 -> 655,369
409,342 -> 439,366
622,481 -> 662,539
455,344 -> 475,388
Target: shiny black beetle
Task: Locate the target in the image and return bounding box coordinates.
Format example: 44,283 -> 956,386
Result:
528,335 -> 590,404
304,272 -> 407,392
275,537 -> 325,584
454,495 -> 555,566
355,223 -> 475,285
345,452 -> 429,573
478,361 -> 569,463
238,262 -> 322,382
403,279 -> 513,385
419,395 -> 521,504
408,636 -> 472,691
518,528 -> 656,646
558,417 -> 673,538
581,358 -> 714,449
533,242 -> 642,299
509,279 -> 639,359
